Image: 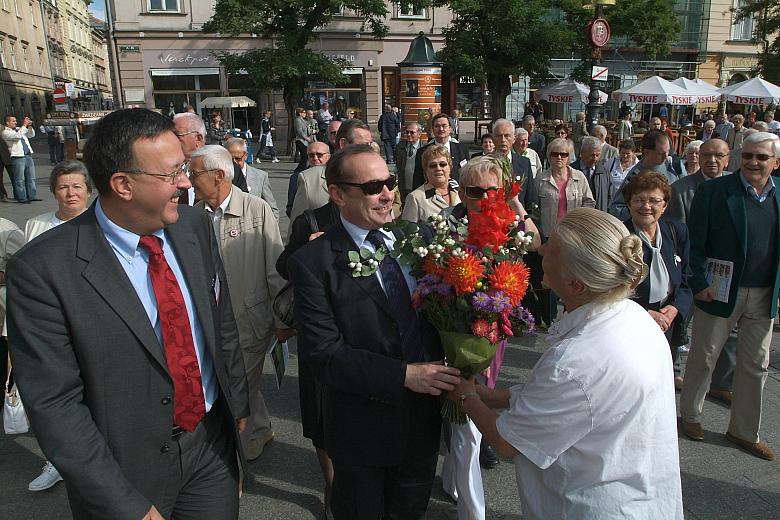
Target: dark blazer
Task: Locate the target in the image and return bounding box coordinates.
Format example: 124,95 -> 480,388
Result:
528,131 -> 546,166
287,220 -> 443,467
413,139 -> 470,189
667,170 -> 713,224
6,204 -> 249,520
277,201 -> 340,280
378,112 -> 400,141
232,162 -> 248,192
624,218 -> 693,339
688,172 -> 780,318
394,140 -> 421,200
571,158 -> 610,211
510,151 -> 538,210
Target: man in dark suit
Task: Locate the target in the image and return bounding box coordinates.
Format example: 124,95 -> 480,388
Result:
288,145 -> 460,519
679,132 -> 780,461
413,112 -> 469,188
7,109 -> 249,519
571,136 -> 610,211
491,118 -> 537,210
395,122 -> 422,200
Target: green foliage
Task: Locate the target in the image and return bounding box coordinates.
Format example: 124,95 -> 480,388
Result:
734,0 -> 780,82
606,0 -> 681,59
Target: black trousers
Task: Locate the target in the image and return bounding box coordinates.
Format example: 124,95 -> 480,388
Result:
295,141 -> 309,172
156,398 -> 240,520
331,450 -> 438,520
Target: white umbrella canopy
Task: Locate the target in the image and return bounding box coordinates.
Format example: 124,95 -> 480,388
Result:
671,78 -> 720,104
612,76 -> 696,105
198,96 -> 257,109
720,77 -> 780,105
533,78 -> 608,105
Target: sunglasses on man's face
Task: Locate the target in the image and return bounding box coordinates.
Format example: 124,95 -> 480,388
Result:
464,185 -> 499,199
741,152 -> 776,162
338,175 -> 397,195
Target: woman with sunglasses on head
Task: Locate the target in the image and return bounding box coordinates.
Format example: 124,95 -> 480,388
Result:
554,123 -> 576,163
622,171 -> 692,391
401,145 -> 461,224
533,138 -> 595,325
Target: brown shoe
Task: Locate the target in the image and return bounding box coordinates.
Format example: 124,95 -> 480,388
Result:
725,432 -> 776,461
681,420 -> 704,441
707,388 -> 733,405
246,431 -> 275,461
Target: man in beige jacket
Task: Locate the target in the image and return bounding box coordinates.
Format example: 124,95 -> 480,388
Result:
190,145 -> 291,460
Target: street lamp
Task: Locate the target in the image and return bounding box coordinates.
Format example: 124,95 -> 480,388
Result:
585,0 -> 615,132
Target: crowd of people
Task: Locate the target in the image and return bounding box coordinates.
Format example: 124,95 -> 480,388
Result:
0,102 -> 778,520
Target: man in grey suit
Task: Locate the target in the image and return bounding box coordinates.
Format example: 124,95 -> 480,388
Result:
395,122 -> 422,200
592,125 -> 619,164
225,137 -> 279,219
7,109 -> 249,520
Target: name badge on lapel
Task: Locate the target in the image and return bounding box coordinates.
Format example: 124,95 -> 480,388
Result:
229,228 -> 239,238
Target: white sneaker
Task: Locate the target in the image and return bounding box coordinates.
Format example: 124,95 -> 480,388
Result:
255,158 -> 262,164
272,158 -> 280,163
29,461 -> 63,491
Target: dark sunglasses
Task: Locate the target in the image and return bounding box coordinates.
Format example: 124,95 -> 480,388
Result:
741,152 -> 776,162
428,161 -> 449,169
550,151 -> 570,158
338,175 -> 397,195
464,185 -> 499,199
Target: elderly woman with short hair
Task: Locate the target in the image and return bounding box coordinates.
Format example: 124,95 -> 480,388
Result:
401,144 -> 461,223
683,139 -> 703,174
726,114 -> 747,151
623,171 -> 692,389
605,139 -> 639,200
449,207 -> 684,520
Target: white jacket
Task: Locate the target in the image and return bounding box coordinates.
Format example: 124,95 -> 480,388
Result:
2,125 -> 35,157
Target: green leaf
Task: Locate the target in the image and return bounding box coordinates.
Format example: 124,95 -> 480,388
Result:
360,265 -> 372,276
375,250 -> 385,261
348,251 -> 360,262
359,247 -> 372,260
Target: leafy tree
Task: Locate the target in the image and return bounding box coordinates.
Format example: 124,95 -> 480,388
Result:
734,0 -> 780,82
203,0 -> 389,152
435,0 -> 681,119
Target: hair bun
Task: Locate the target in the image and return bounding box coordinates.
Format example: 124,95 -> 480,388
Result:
620,234 -> 647,289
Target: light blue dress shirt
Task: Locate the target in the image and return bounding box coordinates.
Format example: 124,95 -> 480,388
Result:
95,200 -> 217,412
739,171 -> 776,203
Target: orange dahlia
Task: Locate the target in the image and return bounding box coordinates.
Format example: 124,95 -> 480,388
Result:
488,261 -> 530,305
422,254 -> 446,277
444,253 -> 484,295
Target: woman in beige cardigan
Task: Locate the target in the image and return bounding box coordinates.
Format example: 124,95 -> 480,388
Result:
401,144 -> 460,223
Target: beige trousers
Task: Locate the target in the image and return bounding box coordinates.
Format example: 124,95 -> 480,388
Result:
238,335 -> 273,451
680,286 -> 773,442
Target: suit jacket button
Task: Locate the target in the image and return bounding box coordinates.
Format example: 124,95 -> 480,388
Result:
160,444 -> 170,453
161,397 -> 171,405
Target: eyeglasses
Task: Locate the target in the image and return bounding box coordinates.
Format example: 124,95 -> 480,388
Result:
464,186 -> 499,199
125,162 -> 188,185
741,152 -> 776,162
428,161 -> 449,169
337,175 -> 397,195
175,131 -> 200,139
308,152 -> 329,158
701,152 -> 728,159
403,130 -> 419,135
232,152 -> 247,161
630,197 -> 666,208
189,168 -> 218,178
550,151 -> 569,158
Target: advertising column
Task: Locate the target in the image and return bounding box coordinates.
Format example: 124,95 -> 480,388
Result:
399,32 -> 442,141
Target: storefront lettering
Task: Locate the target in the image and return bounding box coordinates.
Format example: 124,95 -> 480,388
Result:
324,54 -> 356,62
158,53 -> 218,66
628,94 -> 658,103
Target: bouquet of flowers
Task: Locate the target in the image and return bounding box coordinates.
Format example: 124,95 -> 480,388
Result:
387,182 -> 535,423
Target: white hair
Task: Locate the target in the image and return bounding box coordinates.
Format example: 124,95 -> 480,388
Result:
555,208 -> 647,304
581,136 -> 601,151
743,131 -> 780,156
592,125 -> 607,139
752,121 -> 769,132
173,112 -> 206,138
492,118 -> 514,134
514,127 -> 529,138
224,137 -> 247,152
190,144 -> 234,181
684,140 -> 703,156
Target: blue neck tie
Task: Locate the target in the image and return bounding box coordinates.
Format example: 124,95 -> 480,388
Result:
366,230 -> 424,362
21,137 -> 31,155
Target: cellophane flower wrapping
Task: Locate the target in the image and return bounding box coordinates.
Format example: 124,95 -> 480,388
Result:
385,174 -> 536,424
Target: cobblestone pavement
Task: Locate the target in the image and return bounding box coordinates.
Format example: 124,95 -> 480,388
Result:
1,146 -> 778,519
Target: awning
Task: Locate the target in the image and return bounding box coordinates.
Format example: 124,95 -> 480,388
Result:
198,96 -> 257,109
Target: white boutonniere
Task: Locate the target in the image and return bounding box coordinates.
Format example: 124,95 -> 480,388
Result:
347,246 -> 387,277
674,254 -> 681,266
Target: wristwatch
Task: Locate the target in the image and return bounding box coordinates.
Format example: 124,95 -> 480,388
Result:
460,391 -> 479,404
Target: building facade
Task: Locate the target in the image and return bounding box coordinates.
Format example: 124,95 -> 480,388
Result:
0,0 -> 54,122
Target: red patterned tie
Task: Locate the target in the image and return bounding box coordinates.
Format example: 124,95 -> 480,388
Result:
139,235 -> 205,432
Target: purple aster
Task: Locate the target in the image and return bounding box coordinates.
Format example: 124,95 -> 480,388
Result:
489,291 -> 512,313
472,292 -> 491,312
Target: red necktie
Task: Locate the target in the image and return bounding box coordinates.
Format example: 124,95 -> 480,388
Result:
139,235 -> 206,432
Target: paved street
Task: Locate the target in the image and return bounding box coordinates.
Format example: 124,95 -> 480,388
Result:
1,145 -> 779,519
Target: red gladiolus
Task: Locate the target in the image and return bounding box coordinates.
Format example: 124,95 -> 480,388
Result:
467,186 -> 518,252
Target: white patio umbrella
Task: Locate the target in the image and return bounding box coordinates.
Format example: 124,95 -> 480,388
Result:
198,96 -> 257,109
534,78 -> 608,105
671,78 -> 721,104
611,76 -> 696,105
720,77 -> 780,105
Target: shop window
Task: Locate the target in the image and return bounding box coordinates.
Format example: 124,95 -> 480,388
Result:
304,71 -> 364,119
148,0 -> 180,13
456,77 -> 489,119
382,67 -> 400,109
397,2 -> 426,18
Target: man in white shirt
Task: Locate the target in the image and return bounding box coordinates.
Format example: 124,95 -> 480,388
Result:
225,137 -> 279,219
412,113 -> 470,187
766,112 -> 780,135
1,115 -> 40,203
190,144 -> 289,461
513,127 -> 542,179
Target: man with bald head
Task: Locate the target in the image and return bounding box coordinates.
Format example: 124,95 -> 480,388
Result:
667,138 -> 730,224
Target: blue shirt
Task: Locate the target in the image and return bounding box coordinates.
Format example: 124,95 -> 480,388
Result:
95,200 -> 217,412
738,171 -> 776,203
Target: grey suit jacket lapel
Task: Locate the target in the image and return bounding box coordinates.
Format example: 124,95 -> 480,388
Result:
167,225 -> 218,361
77,208 -> 169,373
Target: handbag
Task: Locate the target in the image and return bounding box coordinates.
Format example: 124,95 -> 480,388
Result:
273,210 -> 319,329
4,359 -> 29,435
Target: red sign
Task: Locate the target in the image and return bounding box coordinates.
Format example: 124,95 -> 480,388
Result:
53,88 -> 67,104
587,19 -> 611,48
548,95 -> 574,103
669,96 -> 693,105
734,95 -> 765,104
628,94 -> 659,103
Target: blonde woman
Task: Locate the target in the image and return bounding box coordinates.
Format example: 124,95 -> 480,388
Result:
449,208 -> 683,520
402,144 -> 460,223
